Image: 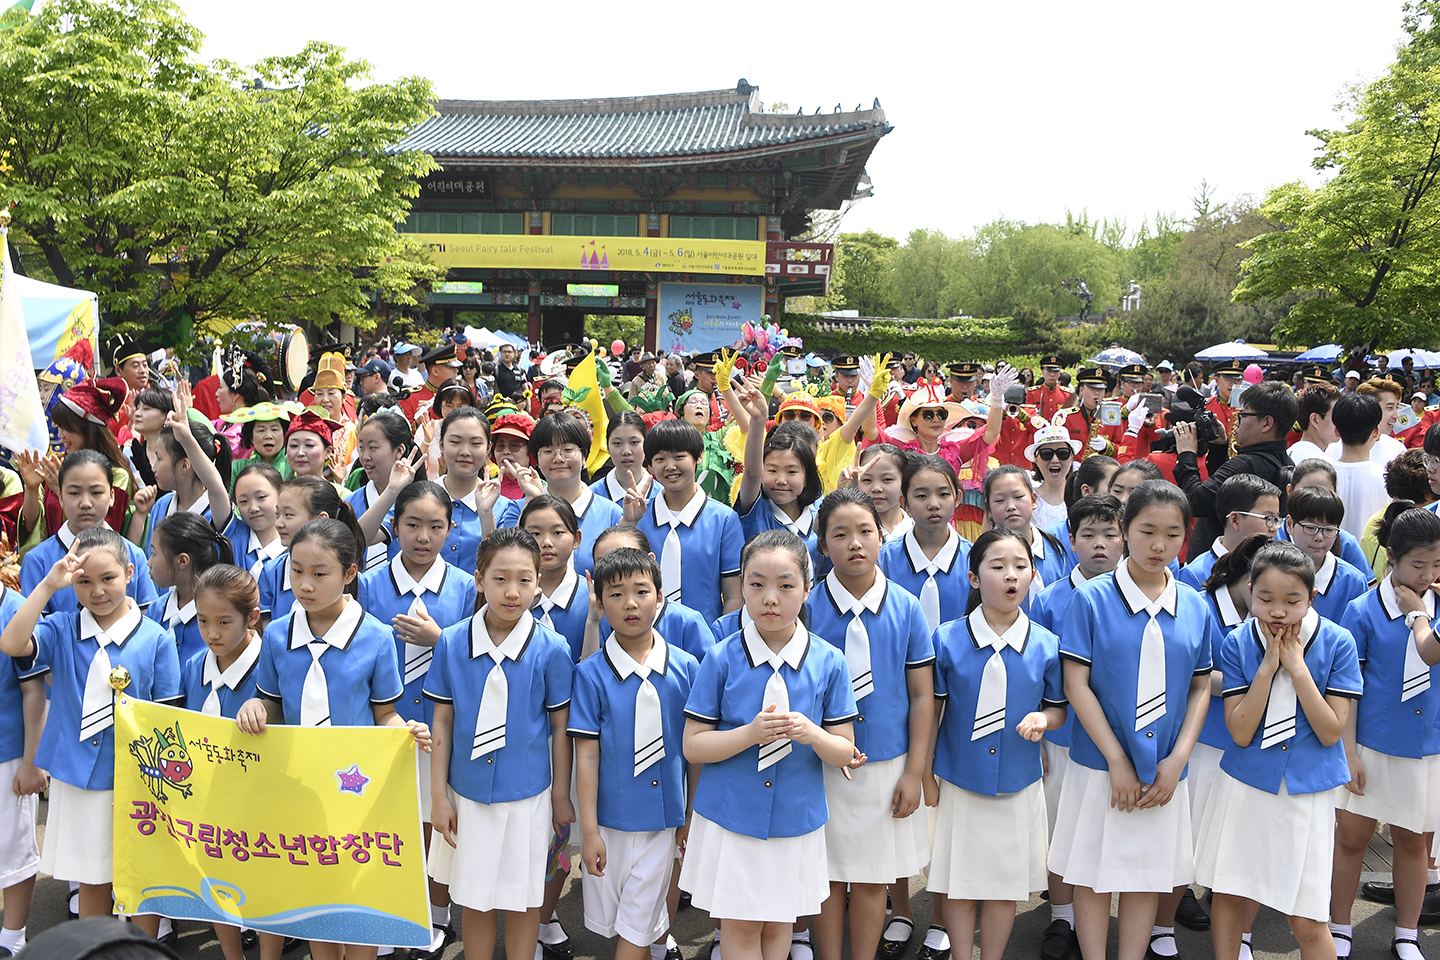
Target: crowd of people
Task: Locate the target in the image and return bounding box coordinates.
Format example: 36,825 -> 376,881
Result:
0,330 -> 1438,960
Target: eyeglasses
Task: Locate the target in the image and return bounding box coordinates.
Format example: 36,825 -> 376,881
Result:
1424,453 -> 1440,470
820,412 -> 838,425
1234,411 -> 1265,422
1234,510 -> 1282,529
1294,521 -> 1340,539
780,410 -> 816,423
1035,446 -> 1073,462
918,408 -> 948,422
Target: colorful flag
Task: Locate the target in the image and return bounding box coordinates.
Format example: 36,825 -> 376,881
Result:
0,233 -> 51,452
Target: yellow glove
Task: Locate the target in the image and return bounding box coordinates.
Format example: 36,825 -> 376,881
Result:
868,353 -> 894,400
715,349 -> 738,393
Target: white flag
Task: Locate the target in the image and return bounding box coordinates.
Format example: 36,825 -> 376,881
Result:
0,233 -> 50,453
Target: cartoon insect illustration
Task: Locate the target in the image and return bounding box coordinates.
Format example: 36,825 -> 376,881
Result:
667,308 -> 693,337
129,720 -> 195,804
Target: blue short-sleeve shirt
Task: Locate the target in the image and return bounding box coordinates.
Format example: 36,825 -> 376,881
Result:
143,491 -> 213,558
1310,553 -> 1371,625
805,573 -> 934,762
21,526 -> 161,617
602,599 -> 716,664
1030,567 -> 1092,749
1179,539 -> 1227,591
26,604 -> 183,790
500,486 -> 622,580
738,493 -> 822,579
144,588 -> 206,666
1341,578 -> 1440,758
222,514 -> 286,580
634,489 -> 743,625
181,641 -> 262,719
591,471 -> 660,507
683,624 -> 857,840
1217,613 -> 1362,795
933,610 -> 1065,796
254,599 -> 404,727
1024,524 -> 1075,605
346,482 -> 397,572
1060,564 -> 1215,784
531,565 -> 591,663
568,635 -> 698,831
255,549 -> 294,619
0,589 -> 45,765
877,530 -> 972,633
437,481 -> 509,570
1199,585 -> 1246,750
359,555 -> 477,726
423,610 -> 573,804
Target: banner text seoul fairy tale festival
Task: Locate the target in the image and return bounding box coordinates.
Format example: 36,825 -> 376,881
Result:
111,697 -> 431,947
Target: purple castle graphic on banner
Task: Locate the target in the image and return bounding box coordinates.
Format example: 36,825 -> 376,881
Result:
580,242 -> 609,270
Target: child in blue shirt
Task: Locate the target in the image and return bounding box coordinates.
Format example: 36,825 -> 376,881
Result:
146,512 -> 235,665
805,489 -> 934,960
982,466 -> 1072,600
1332,504 -> 1440,960
1194,542 -> 1361,960
1281,485 -> 1370,622
0,587 -> 49,957
225,462 -> 286,578
570,547 -> 700,960
256,476 -> 365,624
521,495 -> 592,662
20,450 -> 160,616
929,529 -> 1067,960
1028,493 -> 1123,959
589,524 -> 716,666
131,387 -> 231,556
878,454 -> 973,633
592,413 -> 655,506
734,380 -> 825,578
1281,458 -> 1374,574
0,526 -> 183,931
1051,480 -> 1214,960
681,529 -> 858,960
425,527 -> 573,960
238,517 -> 429,960
626,419 -> 743,625
181,564 -> 275,960
1178,474 -> 1280,591
349,410 -> 423,571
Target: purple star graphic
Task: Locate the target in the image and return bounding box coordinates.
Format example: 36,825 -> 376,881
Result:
335,764 -> 370,796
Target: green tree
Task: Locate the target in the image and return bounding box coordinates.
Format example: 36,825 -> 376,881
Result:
943,219 -> 1122,321
890,229 -> 959,319
0,0 -> 438,357
1234,1 -> 1440,352
834,229 -> 898,317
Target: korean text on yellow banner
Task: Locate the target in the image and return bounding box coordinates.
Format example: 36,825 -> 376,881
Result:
111,697 -> 430,947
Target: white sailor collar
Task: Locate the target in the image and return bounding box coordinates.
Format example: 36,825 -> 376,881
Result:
288,596 -> 364,652
742,621 -> 808,670
1115,560 -> 1178,618
967,606 -> 1029,653
390,552 -> 446,597
202,635 -> 261,692
903,527 -> 961,575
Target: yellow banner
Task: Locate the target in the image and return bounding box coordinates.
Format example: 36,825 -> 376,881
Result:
112,698 -> 430,947
411,233 -> 767,276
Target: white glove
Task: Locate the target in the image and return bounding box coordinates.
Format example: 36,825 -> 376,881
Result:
1125,405 -> 1148,437
1089,435 -> 1109,452
1123,394 -> 1142,413
988,363 -> 1019,405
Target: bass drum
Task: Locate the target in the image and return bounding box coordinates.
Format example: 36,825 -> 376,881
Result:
279,327 -> 309,392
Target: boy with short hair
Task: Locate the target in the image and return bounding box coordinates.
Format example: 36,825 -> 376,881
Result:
1179,474 -> 1282,589
1329,393 -> 1389,539
1281,485 -> 1370,621
627,420 -> 743,624
569,548 -> 699,960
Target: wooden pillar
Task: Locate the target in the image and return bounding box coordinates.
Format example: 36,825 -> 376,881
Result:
765,285 -> 780,324
527,289 -> 541,346
645,283 -> 658,352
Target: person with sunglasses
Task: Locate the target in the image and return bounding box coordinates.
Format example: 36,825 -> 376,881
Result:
1023,421 -> 1083,530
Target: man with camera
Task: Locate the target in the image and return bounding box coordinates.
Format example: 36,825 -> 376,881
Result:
1173,380 -> 1298,562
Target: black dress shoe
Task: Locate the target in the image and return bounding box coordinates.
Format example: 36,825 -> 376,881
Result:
1143,932 -> 1178,960
539,926 -> 572,960
1419,885 -> 1440,924
241,929 -> 259,949
1175,888 -> 1210,930
877,917 -> 914,960
666,945 -> 682,960
283,937 -> 304,953
679,890 -> 692,911
1040,919 -> 1078,960
1366,879 -> 1440,905
411,925 -> 454,959
916,925 -> 951,960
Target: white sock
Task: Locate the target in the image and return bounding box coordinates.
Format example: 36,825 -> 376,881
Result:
539,920 -> 568,945
883,918 -> 914,940
1430,869 -> 1439,885
712,929 -> 722,960
792,930 -> 810,943
790,934 -> 813,960
924,926 -> 950,951
1239,933 -> 1252,960
652,942 -> 668,960
431,902 -> 449,926
1395,927 -> 1422,960
1051,902 -> 1074,927
0,928 -> 24,954
534,945 -> 544,960
376,948 -> 394,958
1148,926 -> 1178,958
1330,923 -> 1353,959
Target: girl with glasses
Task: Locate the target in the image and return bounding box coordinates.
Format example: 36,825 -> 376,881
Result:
1024,421 -> 1083,530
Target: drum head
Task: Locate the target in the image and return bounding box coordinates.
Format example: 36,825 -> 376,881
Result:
281,328 -> 309,391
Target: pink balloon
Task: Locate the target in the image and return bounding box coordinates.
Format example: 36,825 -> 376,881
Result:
611,339 -> 624,356
1244,363 -> 1263,383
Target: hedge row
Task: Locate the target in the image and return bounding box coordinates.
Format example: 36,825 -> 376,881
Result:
781,313 -> 1039,370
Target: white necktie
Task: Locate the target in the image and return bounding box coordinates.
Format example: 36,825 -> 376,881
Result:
534,593 -> 558,630
1135,613 -> 1166,731
659,516 -> 683,604
918,566 -> 943,632
403,596 -> 433,686
472,651 -> 508,759
1260,664 -> 1298,749
79,644 -> 115,741
249,558 -> 265,579
1403,627 -> 1431,701
973,649 -> 1008,740
200,653 -> 223,717
633,667 -> 665,777
300,641 -> 331,727
834,589 -> 875,700
757,659 -> 791,770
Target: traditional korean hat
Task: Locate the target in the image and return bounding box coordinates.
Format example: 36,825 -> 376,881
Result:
284,408 -> 340,446
59,377 -> 127,425
312,352 -> 347,391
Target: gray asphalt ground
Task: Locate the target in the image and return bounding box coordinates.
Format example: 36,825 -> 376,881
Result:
6,803 -> 1430,960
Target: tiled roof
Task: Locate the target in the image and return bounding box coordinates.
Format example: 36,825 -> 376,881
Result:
392,83 -> 889,162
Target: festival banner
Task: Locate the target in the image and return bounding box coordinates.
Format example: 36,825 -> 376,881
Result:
0,234 -> 50,452
111,697 -> 430,947
658,282 -> 765,355
411,234 -> 766,276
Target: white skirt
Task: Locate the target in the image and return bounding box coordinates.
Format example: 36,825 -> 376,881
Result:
1048,762 -> 1193,894
1185,743 -> 1224,847
926,779 -> 1048,901
1042,741 -> 1070,841
1336,746 -> 1440,834
417,749 -> 432,823
40,780 -> 113,885
0,759 -> 38,888
679,813 -> 830,922
428,788 -> 549,913
823,755 -> 929,883
1194,771 -> 1337,922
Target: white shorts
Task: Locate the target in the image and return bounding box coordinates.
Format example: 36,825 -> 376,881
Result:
428,788 -> 549,913
0,759 -> 38,888
39,780 -> 112,885
927,779 -> 1048,901
1337,746 -> 1440,834
823,755 -> 929,883
1048,762 -> 1193,894
679,813 -> 829,922
1042,741 -> 1070,842
581,826 -> 676,946
1194,771 -> 1338,922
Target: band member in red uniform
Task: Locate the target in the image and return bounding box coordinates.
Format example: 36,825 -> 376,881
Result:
946,361 -> 981,403
1059,367 -> 1119,459
1205,359 -> 1244,455
1027,354 -> 1073,421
